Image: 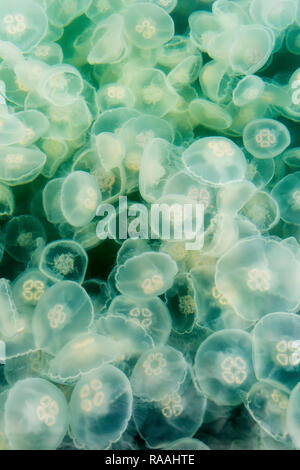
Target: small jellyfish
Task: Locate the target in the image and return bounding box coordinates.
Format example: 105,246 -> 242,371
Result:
253,313 -> 300,391
130,345 -> 188,402
271,172 -> 300,225
4,378 -> 68,450
0,0 -> 48,52
42,178 -> 65,224
61,171 -> 102,227
124,3 -> 174,50
243,119 -> 291,159
0,145 -> 46,186
96,84 -> 135,111
0,110 -> 26,146
33,280 -> 94,355
165,273 -> 198,334
4,215 -> 46,263
182,137 -> 247,186
40,64 -> 84,106
16,110 -> 49,147
194,329 -> 256,406
245,381 -> 289,441
69,365 -> 132,450
233,75 -> 265,107
188,99 -> 232,131
239,190 -> 280,232
11,268 -> 49,315
39,240 -> 88,284
133,371 -> 206,448
95,132 -> 125,171
108,295 -> 171,346
116,251 -> 178,299
287,382 -> 300,449
215,237 -> 300,321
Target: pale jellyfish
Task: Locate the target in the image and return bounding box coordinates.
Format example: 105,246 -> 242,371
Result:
116,252 -> 178,299
271,172 -> 300,225
69,365 -> 132,449
253,313 -> 300,391
4,215 -> 46,263
33,280 -> 94,355
243,119 -> 291,159
130,345 -> 188,402
194,329 -> 256,406
0,145 -> 46,185
4,378 -> 68,450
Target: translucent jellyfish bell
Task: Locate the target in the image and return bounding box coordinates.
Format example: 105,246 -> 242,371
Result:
271,172 -> 300,225
39,240 -> 88,284
4,378 -> 68,450
194,329 -> 256,406
243,119 -> 291,159
95,132 -> 125,171
182,137 -> 247,186
33,281 -> 94,355
124,3 -> 174,50
108,295 -> 171,346
233,75 -> 265,107
39,65 -> 84,106
133,371 -> 206,448
69,365 -> 132,450
16,110 -> 49,146
216,237 -> 300,322
131,345 -> 188,402
0,110 -> 26,146
0,145 -> 46,186
61,171 -> 102,228
43,178 -> 65,225
48,333 -> 123,383
0,183 -> 14,218
253,313 -> 300,391
4,215 -> 46,263
245,381 -> 289,441
287,382 -> 300,449
0,278 -> 22,338
188,99 -> 232,131
116,252 -> 178,299
239,191 -> 280,232
12,268 -> 49,315
0,0 -> 48,52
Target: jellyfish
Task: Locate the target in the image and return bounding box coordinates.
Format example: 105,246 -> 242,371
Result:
130,345 -> 188,402
188,99 -> 232,131
0,145 -> 46,186
32,280 -> 94,355
12,268 -> 49,315
4,378 -> 68,450
16,110 -> 49,146
42,178 -> 65,224
61,171 -> 102,227
253,313 -> 300,391
215,237 -> 300,321
271,172 -> 300,225
69,364 -> 132,450
168,54 -> 202,89
96,84 -> 135,111
0,110 -> 26,146
39,240 -> 88,284
233,75 -> 265,107
45,0 -> 92,27
194,329 -> 256,406
4,215 -> 46,264
0,0 -> 48,52
245,381 -> 289,441
165,273 -> 198,334
243,119 -> 291,159
108,295 -> 171,346
133,370 -> 206,448
116,251 -> 178,299
182,137 -> 247,186
0,183 -> 14,218
39,64 -> 84,106
124,3 -> 174,50
94,132 -> 125,171
239,190 -> 280,232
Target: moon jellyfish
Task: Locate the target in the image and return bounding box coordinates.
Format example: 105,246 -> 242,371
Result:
215,237 -> 300,321
165,273 -> 197,334
0,145 -> 46,186
239,191 -> 280,232
42,178 -> 65,224
133,371 -> 206,448
108,295 -> 171,346
182,137 -> 246,186
116,252 -> 178,299
124,3 -> 174,50
40,65 -> 84,106
243,119 -> 291,159
39,240 -> 88,284
233,75 -> 265,107
287,382 -> 300,449
245,381 -> 289,441
271,172 -> 300,225
4,378 -> 68,450
69,365 -> 132,450
12,268 -> 49,315
0,183 -> 14,218
253,313 -> 300,391
188,99 -> 232,131
48,332 -> 123,384
4,215 -> 46,263
32,281 -> 93,355
194,330 -> 256,406
61,171 -> 102,227
0,0 -> 48,52
0,110 -> 26,146
130,345 -> 187,402
97,314 -> 154,356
